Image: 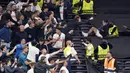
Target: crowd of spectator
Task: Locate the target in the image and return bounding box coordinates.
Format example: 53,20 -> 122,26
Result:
0,0 -> 80,73
0,0 -> 130,73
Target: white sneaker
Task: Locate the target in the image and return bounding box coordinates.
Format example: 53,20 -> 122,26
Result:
82,31 -> 88,37
68,30 -> 74,34
89,17 -> 94,20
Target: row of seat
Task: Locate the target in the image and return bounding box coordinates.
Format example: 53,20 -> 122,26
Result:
117,59 -> 130,73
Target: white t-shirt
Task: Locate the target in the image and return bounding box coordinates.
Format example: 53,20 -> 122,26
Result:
59,66 -> 69,73
27,68 -> 34,73
27,42 -> 40,62
11,11 -> 17,21
16,2 -> 26,11
38,54 -> 51,65
30,3 -> 42,12
53,33 -> 65,48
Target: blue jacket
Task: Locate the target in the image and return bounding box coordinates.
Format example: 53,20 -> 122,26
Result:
0,26 -> 12,43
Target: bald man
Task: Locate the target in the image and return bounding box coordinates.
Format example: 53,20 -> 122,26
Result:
63,40 -> 81,73
64,40 -> 80,64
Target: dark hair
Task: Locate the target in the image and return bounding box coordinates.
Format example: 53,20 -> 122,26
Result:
102,39 -> 108,44
42,6 -> 48,10
87,38 -> 92,43
31,41 -> 38,46
39,38 -> 44,42
17,63 -> 23,67
103,20 -> 109,23
0,45 -> 6,51
4,58 -> 11,65
56,27 -> 61,31
48,58 -> 54,63
47,25 -> 52,30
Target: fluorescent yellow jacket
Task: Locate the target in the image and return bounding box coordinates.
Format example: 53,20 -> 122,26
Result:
86,43 -> 95,60
82,0 -> 94,14
64,46 -> 71,57
98,45 -> 110,60
109,25 -> 119,37
37,0 -> 44,8
72,0 -> 80,14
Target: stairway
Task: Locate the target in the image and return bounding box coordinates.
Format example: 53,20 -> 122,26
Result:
70,20 -> 94,73
72,36 -> 88,73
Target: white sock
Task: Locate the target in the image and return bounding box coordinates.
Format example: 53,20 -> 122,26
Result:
82,31 -> 88,37
96,30 -> 103,38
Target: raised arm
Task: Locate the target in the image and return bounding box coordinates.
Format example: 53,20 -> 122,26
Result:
50,49 -> 62,57
23,0 -> 30,5
6,46 -> 17,56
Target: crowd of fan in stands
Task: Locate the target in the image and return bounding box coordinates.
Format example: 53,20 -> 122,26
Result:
0,0 -> 130,73
0,0 -> 79,73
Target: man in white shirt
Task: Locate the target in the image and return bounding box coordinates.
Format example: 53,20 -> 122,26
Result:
27,42 -> 40,62
16,0 -> 30,11
53,28 -> 65,49
30,2 -> 42,12
59,61 -> 69,73
11,4 -> 17,21
38,48 -> 63,65
49,11 -> 58,27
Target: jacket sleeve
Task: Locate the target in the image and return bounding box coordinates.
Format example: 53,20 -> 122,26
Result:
108,43 -> 113,49
0,28 -> 5,38
4,66 -> 15,73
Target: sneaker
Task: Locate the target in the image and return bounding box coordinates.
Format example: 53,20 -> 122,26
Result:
82,31 -> 88,37
95,31 -> 103,38
68,30 -> 74,34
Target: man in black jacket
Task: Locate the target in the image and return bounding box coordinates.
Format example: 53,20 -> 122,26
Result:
34,56 -> 60,73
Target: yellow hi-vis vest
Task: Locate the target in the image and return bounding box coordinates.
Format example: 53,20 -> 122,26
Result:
98,45 -> 110,60
109,25 -> 119,37
86,43 -> 95,60
82,0 -> 94,14
64,46 -> 71,57
37,0 -> 44,8
72,0 -> 80,14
